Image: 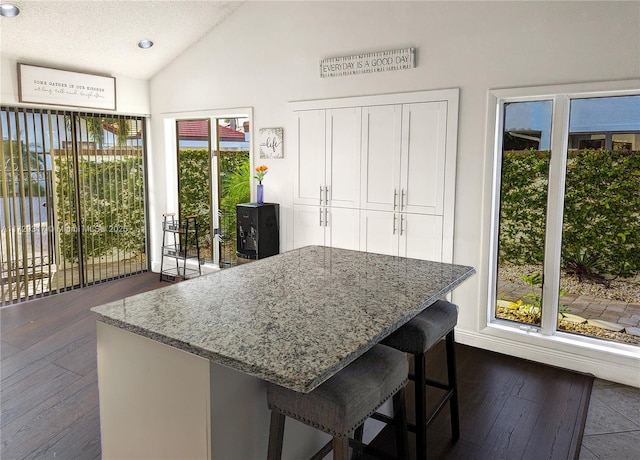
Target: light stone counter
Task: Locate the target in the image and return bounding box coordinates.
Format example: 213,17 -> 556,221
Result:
92,245 -> 475,393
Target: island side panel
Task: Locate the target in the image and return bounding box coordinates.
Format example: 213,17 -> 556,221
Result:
96,321 -> 331,459
208,359 -> 271,459
208,359 -> 330,459
96,322 -> 212,459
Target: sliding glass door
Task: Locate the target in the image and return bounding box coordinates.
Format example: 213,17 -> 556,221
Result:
1,107 -> 148,305
175,117 -> 250,268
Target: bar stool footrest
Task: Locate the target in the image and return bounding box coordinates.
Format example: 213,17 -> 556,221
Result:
408,374 -> 452,392
370,412 -> 395,425
309,434 -> 403,460
350,438 -> 400,460
373,384 -> 454,433
309,440 -> 332,460
425,389 -> 454,428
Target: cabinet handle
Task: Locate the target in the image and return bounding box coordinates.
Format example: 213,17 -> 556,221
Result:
324,208 -> 328,227
393,213 -> 397,235
325,186 -> 329,205
400,214 -> 405,235
319,186 -> 323,205
393,189 -> 398,210
401,189 -> 406,210
319,207 -> 323,226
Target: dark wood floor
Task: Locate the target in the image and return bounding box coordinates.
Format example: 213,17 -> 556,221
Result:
0,272 -> 165,459
365,343 -> 593,460
0,273 -> 593,460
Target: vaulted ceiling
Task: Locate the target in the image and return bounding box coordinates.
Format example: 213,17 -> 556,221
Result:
0,1 -> 245,80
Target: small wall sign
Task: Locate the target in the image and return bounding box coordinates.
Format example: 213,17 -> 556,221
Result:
259,128 -> 284,159
320,48 -> 416,78
17,63 -> 117,110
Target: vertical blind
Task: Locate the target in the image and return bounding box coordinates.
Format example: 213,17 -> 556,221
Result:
1,107 -> 148,305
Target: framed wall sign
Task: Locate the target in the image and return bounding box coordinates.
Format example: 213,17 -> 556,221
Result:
259,127 -> 284,159
17,63 -> 117,111
320,48 -> 416,78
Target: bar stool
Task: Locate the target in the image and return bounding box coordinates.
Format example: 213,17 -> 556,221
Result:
381,299 -> 460,460
266,344 -> 409,460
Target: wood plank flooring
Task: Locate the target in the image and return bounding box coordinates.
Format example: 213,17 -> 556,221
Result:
0,273 -> 593,459
364,342 -> 592,459
0,273 -> 164,459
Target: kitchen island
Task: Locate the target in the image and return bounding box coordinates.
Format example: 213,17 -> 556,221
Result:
92,246 -> 475,459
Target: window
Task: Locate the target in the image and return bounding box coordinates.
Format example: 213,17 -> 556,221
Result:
495,100 -> 552,328
490,85 -> 640,349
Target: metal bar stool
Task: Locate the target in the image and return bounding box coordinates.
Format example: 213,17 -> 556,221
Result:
380,299 -> 460,460
266,344 -> 409,460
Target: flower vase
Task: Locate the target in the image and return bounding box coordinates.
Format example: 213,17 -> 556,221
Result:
257,183 -> 264,204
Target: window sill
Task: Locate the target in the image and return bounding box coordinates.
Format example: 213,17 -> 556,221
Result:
456,322 -> 640,387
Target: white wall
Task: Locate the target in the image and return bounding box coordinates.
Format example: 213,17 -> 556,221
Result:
0,56 -> 150,115
150,1 -> 640,385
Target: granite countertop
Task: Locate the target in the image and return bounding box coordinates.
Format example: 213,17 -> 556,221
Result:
91,245 -> 475,392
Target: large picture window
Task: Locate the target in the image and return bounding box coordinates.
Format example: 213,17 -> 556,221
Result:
490,86 -> 640,349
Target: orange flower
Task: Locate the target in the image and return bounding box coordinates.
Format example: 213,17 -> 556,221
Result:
254,165 -> 268,183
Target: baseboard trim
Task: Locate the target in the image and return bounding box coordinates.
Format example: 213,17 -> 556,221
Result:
455,328 -> 640,388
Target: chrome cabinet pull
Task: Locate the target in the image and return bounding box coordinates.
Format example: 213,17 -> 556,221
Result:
393,213 -> 397,235
400,214 -> 405,235
325,186 -> 329,206
324,208 -> 328,227
319,207 -> 323,226
319,186 -> 323,205
401,189 -> 406,210
393,189 -> 398,210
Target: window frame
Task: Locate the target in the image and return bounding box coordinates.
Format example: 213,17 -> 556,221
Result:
486,80 -> 640,354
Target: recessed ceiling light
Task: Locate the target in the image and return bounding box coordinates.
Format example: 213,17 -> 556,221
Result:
137,39 -> 153,49
0,4 -> 20,17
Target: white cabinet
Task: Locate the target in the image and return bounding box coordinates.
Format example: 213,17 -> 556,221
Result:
360,210 -> 444,261
293,204 -> 360,250
292,107 -> 362,251
293,107 -> 361,209
292,204 -> 325,248
400,101 -> 448,215
361,101 -> 448,215
358,100 -> 449,261
290,89 -> 459,262
360,105 -> 402,212
293,110 -> 325,206
358,210 -> 397,257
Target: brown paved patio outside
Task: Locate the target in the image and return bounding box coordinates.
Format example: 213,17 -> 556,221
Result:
498,280 -> 640,337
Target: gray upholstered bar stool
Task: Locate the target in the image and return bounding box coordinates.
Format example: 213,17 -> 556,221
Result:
266,344 -> 409,460
381,299 -> 460,460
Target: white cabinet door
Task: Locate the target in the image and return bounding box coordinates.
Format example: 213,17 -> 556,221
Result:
359,210 -> 399,257
400,213 -> 444,261
360,211 -> 444,261
294,110 -> 326,206
326,108 -> 362,209
361,105 -> 402,212
293,204 -> 326,249
293,205 -> 360,250
401,101 -> 448,215
326,207 -> 360,250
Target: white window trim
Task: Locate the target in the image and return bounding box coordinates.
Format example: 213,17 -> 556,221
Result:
481,80 -> 640,385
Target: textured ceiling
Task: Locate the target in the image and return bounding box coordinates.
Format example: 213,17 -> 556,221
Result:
0,0 -> 244,80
